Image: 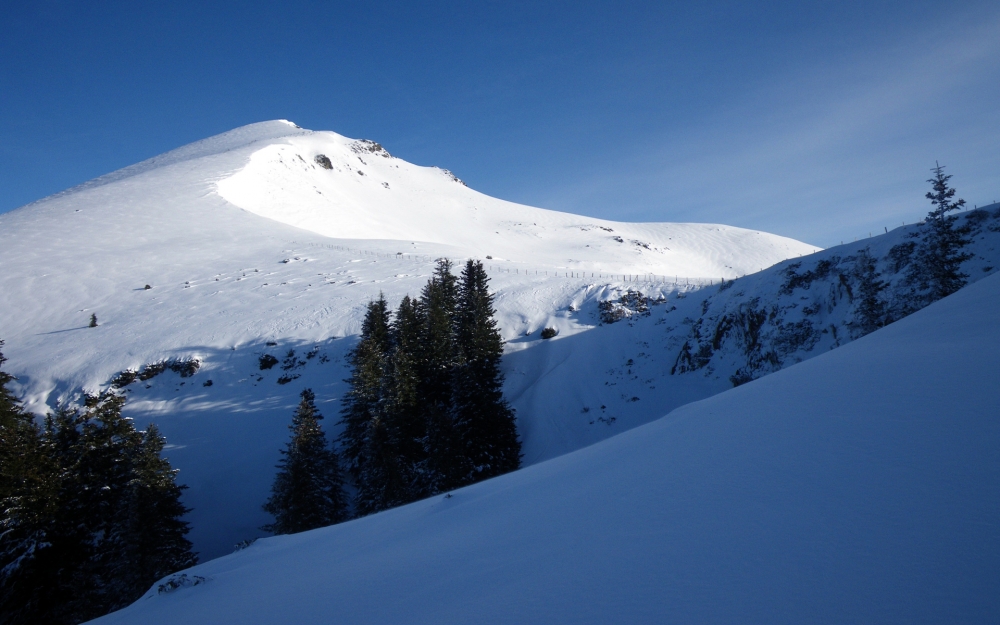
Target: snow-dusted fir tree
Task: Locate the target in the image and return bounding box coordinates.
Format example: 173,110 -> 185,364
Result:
852,248 -> 889,337
1,390 -> 196,624
365,295 -> 430,511
0,341 -> 59,625
338,296 -> 392,514
417,260 -> 462,492
909,163 -> 972,301
114,423 -> 197,603
339,262 -> 521,510
263,389 -> 347,534
453,260 -> 521,485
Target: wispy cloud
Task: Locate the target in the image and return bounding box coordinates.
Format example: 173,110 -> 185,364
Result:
546,9 -> 1000,247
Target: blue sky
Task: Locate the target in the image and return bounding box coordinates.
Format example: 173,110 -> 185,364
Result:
2,0 -> 998,247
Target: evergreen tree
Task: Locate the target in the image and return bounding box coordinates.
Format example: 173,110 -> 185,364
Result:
452,260 -> 521,485
909,162 -> 972,301
853,248 -> 889,337
2,388 -> 195,624
263,390 -> 348,534
113,423 -> 197,604
417,259 -> 462,492
364,295 -> 430,512
336,261 -> 523,511
338,295 -> 392,514
0,342 -> 59,625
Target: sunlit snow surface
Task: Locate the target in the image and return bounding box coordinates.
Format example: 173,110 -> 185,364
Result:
93,267 -> 1000,624
1,121 -> 819,558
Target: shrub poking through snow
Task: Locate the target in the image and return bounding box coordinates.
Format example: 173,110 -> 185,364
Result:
258,354 -> 279,370
598,290 -> 651,324
157,574 -> 207,594
168,359 -> 200,377
110,359 -> 200,388
89,313 -> 98,327
540,327 -> 559,339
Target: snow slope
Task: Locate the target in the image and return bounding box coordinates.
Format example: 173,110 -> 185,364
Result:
0,121 -> 819,559
214,130 -> 818,277
92,256 -> 1000,625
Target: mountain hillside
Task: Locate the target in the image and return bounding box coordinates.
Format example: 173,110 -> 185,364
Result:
213,126 -> 818,276
91,256 -> 1000,625
0,121 -> 821,559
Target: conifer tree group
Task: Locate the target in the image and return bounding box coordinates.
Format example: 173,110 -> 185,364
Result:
0,343 -> 196,625
339,259 -> 521,516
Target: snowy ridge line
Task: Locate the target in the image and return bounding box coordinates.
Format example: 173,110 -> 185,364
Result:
300,241 -> 732,287
15,120 -> 308,211
832,202 -> 1000,246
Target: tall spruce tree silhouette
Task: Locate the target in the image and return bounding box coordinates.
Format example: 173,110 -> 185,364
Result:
264,389 -> 347,533
910,163 -> 972,300
339,295 -> 393,515
0,340 -> 58,625
853,248 -> 888,337
417,260 -> 462,492
453,260 -> 521,485
1,390 -> 195,624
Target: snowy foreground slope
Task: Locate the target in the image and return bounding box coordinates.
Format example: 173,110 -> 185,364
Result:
93,268 -> 1000,624
0,121 -> 819,558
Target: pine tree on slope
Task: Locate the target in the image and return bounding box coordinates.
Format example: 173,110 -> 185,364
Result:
909,162 -> 972,301
338,295 -> 392,515
365,295 -> 430,512
114,423 -> 197,603
452,260 -> 521,485
0,342 -> 59,625
853,248 -> 889,337
263,389 -> 348,534
417,259 -> 463,492
2,390 -> 196,624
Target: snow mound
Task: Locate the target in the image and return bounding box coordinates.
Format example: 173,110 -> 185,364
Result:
91,267 -> 1000,625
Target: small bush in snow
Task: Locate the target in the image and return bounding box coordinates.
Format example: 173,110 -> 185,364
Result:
157,574 -> 206,594
233,538 -> 257,552
599,290 -> 650,324
259,354 -> 279,370
110,369 -> 138,388
168,359 -> 200,378
540,327 -> 558,339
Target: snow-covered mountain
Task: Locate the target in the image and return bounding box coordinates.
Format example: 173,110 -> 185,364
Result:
0,121 -> 821,559
91,251 -> 1000,625
4,120 -> 999,622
